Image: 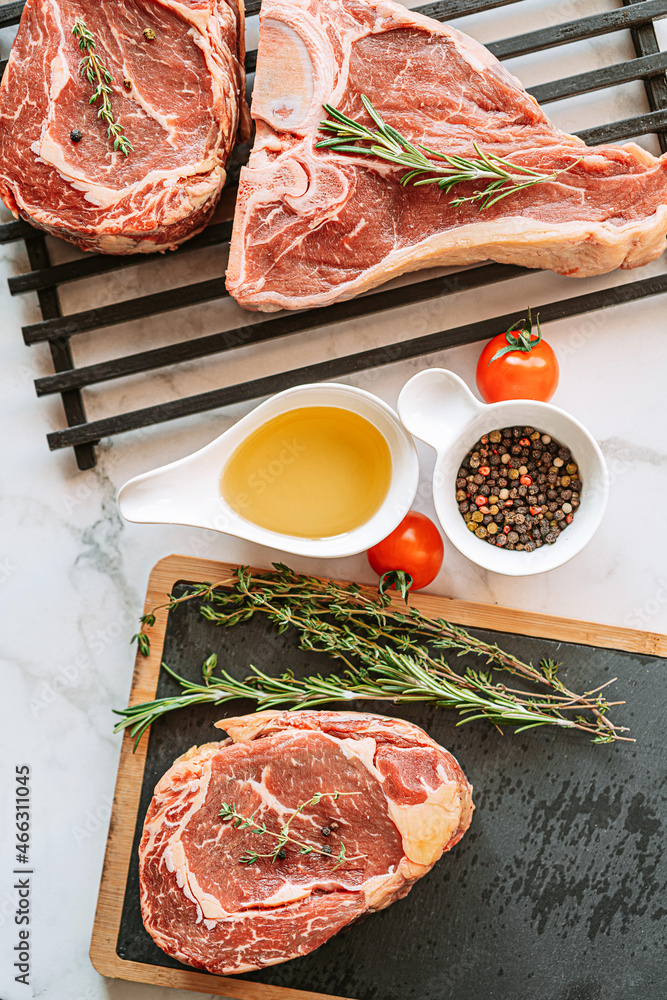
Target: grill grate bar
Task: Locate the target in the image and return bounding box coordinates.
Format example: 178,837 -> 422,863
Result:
486,0 -> 667,60
0,218 -> 40,243
577,106 -> 667,144
0,1 -> 23,28
33,263 -> 529,395
623,0 -> 667,153
529,50 -> 667,105
23,232 -> 97,468
24,277 -> 228,345
416,0 -> 520,21
45,271 -> 667,451
8,221 -> 233,295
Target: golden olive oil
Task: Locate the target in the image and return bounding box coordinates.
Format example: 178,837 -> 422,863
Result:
220,406 -> 392,538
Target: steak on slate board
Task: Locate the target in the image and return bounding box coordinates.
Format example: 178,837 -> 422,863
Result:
138,709 -> 473,974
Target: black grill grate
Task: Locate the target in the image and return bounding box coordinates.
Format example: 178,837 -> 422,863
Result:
1,0 -> 667,468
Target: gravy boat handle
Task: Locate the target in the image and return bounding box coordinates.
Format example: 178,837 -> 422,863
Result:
398,369 -> 484,455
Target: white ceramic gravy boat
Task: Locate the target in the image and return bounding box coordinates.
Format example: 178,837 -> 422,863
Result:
118,382 -> 419,558
398,369 -> 609,577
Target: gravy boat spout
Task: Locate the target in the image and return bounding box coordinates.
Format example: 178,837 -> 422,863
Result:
118,383 -> 419,559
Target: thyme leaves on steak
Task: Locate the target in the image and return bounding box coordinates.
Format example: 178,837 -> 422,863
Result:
219,791 -> 358,869
116,565 -> 632,745
316,96 -> 581,210
72,18 -> 134,156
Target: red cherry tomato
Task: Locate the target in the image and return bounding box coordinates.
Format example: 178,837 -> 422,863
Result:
476,309 -> 559,403
367,511 -> 444,593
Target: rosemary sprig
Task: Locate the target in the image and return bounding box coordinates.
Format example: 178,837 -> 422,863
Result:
219,791 -> 357,869
316,95 -> 579,210
116,565 -> 632,746
72,18 -> 133,156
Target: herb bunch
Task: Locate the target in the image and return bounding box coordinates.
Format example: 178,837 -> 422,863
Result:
72,18 -> 133,156
116,565 -> 631,746
219,791 -> 356,869
317,96 -> 579,210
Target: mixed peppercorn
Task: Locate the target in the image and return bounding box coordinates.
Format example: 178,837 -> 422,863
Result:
456,426 -> 581,551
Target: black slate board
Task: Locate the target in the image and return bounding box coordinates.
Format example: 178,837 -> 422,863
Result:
117,581 -> 667,1000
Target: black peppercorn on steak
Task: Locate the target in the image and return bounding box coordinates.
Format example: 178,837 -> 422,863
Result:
0,0 -> 249,253
138,710 -> 474,975
226,0 -> 667,311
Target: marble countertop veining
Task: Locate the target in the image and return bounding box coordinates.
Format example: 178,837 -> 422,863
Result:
1,2 -> 667,999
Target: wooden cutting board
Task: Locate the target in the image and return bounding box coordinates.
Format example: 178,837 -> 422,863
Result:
89,554 -> 667,1000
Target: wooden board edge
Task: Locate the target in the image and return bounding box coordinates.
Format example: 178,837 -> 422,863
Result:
89,951 -> 349,1000
91,552 -> 667,998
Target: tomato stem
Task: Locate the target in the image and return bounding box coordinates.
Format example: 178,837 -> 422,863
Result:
489,308 -> 542,363
378,570 -> 414,603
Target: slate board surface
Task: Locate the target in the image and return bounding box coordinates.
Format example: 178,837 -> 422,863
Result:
117,581 -> 667,1000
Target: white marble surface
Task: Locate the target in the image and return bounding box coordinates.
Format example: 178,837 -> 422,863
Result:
1,2 -> 667,999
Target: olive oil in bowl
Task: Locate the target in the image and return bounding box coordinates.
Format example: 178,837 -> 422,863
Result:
220,406 -> 392,538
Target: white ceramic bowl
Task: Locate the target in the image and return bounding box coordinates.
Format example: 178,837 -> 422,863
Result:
398,369 -> 608,577
118,382 -> 419,558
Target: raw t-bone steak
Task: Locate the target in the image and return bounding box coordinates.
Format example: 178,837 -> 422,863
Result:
226,0 -> 667,310
0,0 -> 248,253
138,710 -> 474,974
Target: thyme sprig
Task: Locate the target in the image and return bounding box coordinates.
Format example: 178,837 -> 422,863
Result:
219,791 -> 357,869
317,95 -> 579,210
115,565 -> 632,746
72,18 -> 133,156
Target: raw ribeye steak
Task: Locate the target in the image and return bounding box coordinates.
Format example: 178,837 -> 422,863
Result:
226,0 -> 667,310
0,0 -> 248,253
139,710 -> 474,974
